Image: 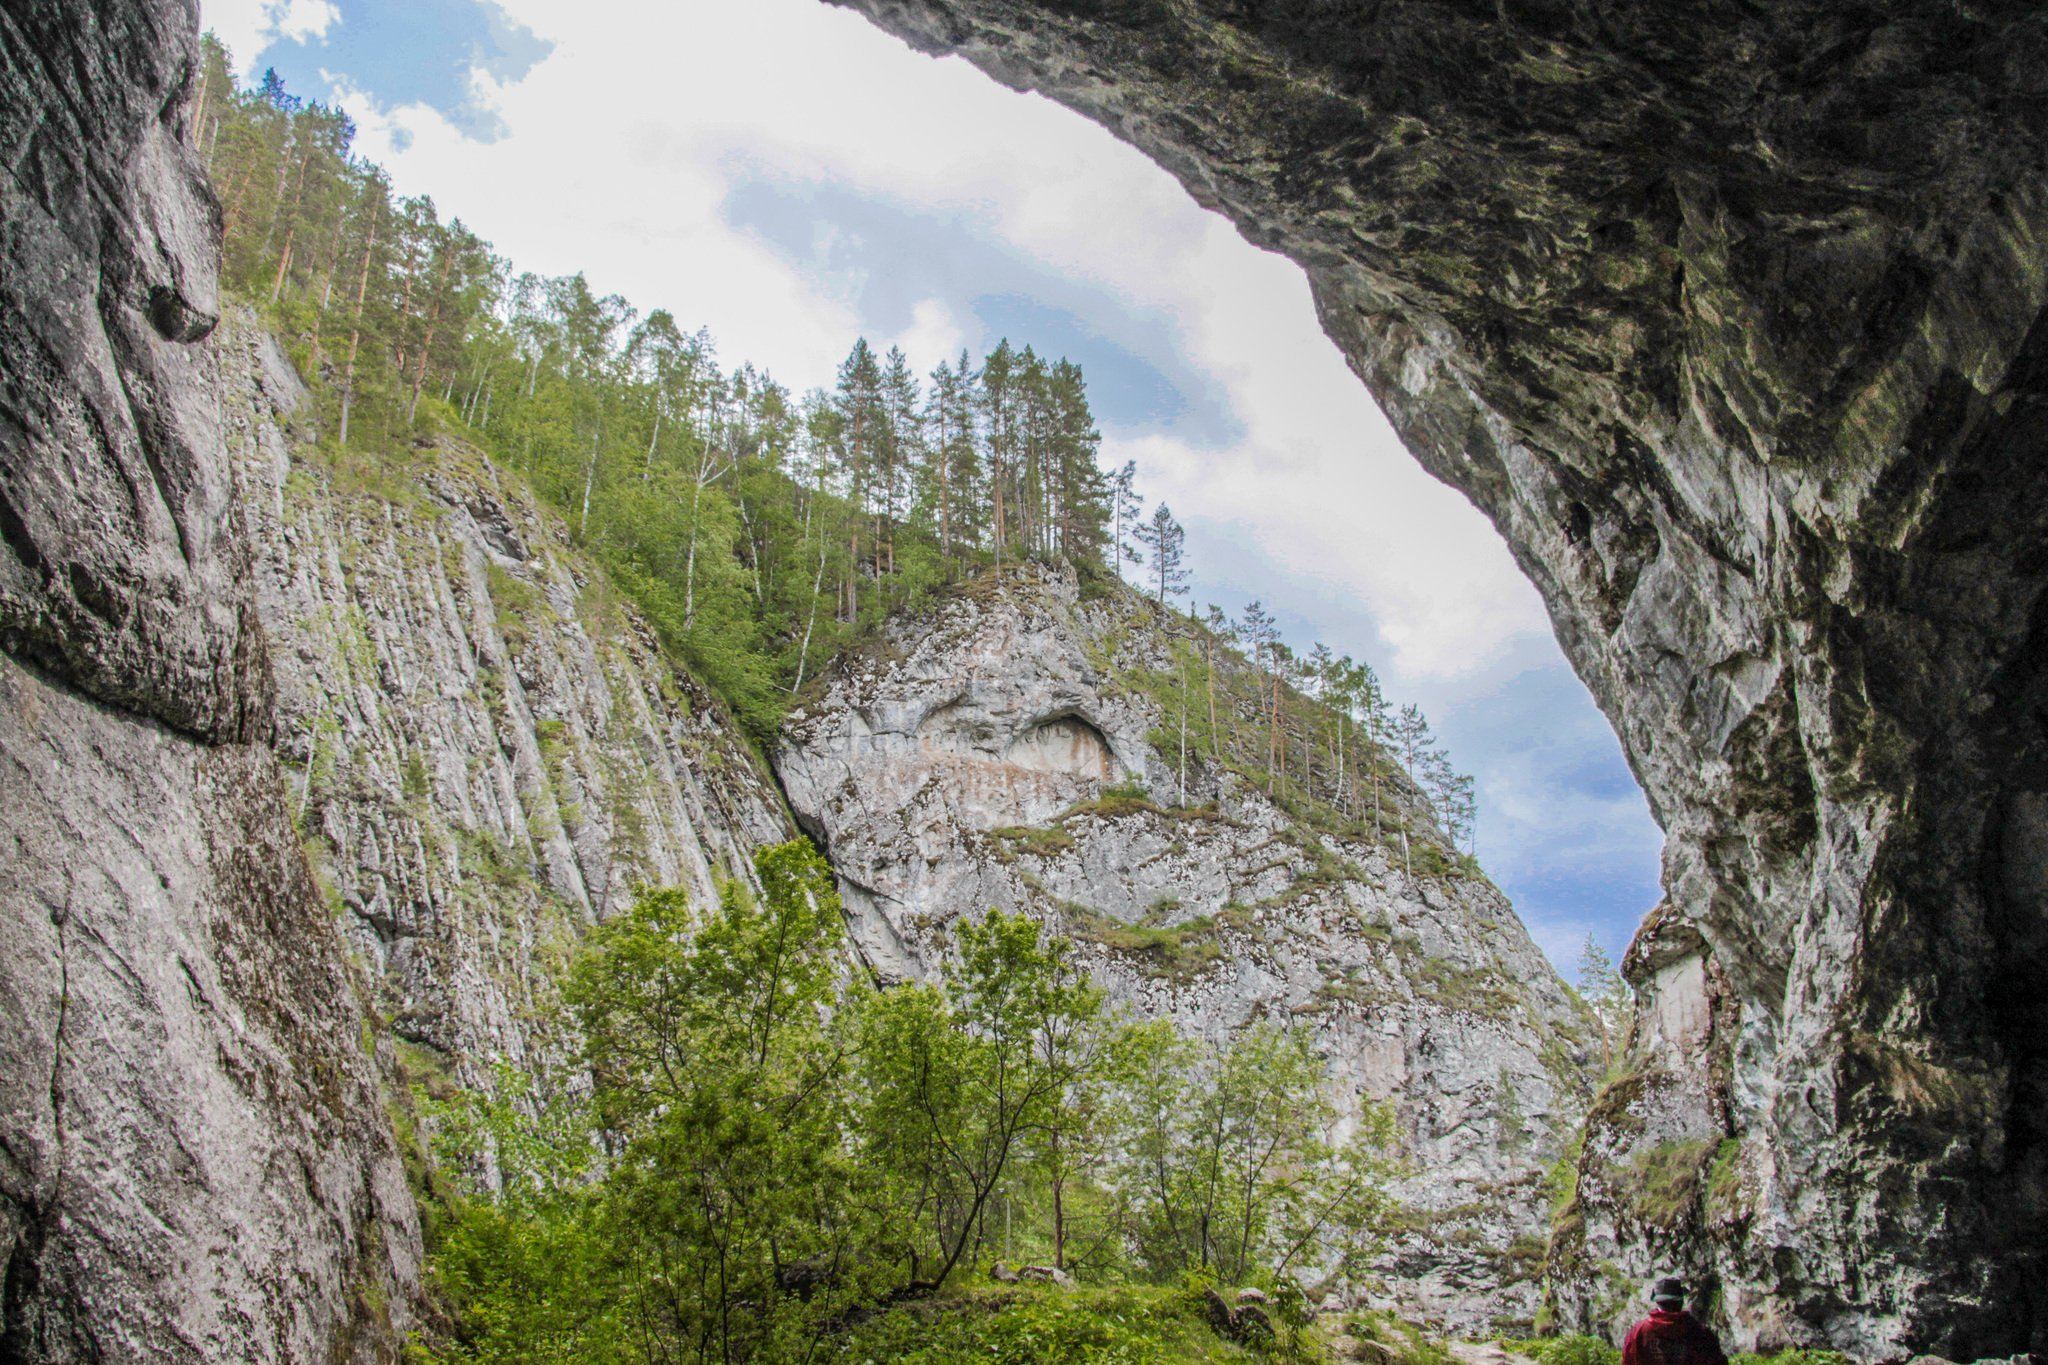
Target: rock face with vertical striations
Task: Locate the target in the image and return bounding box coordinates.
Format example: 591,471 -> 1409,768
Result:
823,1 -> 2048,1354
1,3 -> 419,1357
776,566 -> 1601,1330
217,309 -> 791,1090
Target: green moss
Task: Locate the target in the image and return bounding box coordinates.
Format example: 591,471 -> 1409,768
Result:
1061,904 -> 1225,982
990,824 -> 1077,859
1617,1137 -> 1717,1229
1495,1231 -> 1548,1287
485,562 -> 544,654
1703,1136 -> 1750,1222
1066,792 -> 1166,820
1414,958 -> 1523,1019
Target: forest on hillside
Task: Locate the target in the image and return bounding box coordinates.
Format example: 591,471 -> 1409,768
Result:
200,39 -> 1132,734
194,38 -> 1476,852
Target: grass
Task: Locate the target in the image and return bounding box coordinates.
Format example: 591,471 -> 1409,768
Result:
828,1282 -> 1280,1363
1345,1308 -> 1456,1365
1617,1138 -> 1718,1228
1413,958 -> 1525,1020
991,824 -> 1078,859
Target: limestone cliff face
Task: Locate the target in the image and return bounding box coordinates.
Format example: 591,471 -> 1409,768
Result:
218,311 -> 791,1090
1,4 -> 418,1357
776,567 -> 1600,1329
826,2 -> 2048,1353
1546,905 -> 1744,1342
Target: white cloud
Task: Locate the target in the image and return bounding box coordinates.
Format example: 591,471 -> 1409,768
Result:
885,299 -> 972,373
198,0 -> 272,71
199,0 -> 338,74
274,0 -> 339,44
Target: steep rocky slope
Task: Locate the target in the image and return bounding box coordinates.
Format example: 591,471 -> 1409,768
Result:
826,1 -> 2048,1354
777,566 -> 1599,1329
1,6 -> 419,1357
216,311 -> 790,1091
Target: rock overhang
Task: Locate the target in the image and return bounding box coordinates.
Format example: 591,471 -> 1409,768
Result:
822,0 -> 2048,1351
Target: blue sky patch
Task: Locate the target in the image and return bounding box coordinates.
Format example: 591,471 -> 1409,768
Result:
1183,513 -> 1663,971
249,0 -> 550,141
723,177 -> 1242,443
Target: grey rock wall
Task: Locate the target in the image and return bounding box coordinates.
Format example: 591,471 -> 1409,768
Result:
2,3 -> 420,1357
823,2 -> 2048,1353
1546,905 -> 1744,1342
777,566 -> 1600,1330
217,311 -> 791,1090
0,656 -> 420,1361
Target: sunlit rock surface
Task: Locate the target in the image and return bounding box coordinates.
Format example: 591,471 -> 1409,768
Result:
777,567 -> 1601,1329
827,1 -> 2048,1352
1547,904 -> 1742,1342
219,312 -> 792,1091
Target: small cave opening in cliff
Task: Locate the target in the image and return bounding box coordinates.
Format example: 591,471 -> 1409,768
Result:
1002,712 -> 1117,780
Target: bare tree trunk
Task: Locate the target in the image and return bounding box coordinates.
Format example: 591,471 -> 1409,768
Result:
407,247 -> 455,424
190,60 -> 211,150
793,536 -> 827,691
337,208 -> 379,448
1179,657 -> 1189,805
579,432 -> 600,541
268,147 -> 310,302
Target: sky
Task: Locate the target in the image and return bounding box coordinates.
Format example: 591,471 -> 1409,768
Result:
202,0 -> 1665,976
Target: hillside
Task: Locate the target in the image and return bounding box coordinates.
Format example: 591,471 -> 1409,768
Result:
216,308 -> 792,1094
778,563 -> 1600,1329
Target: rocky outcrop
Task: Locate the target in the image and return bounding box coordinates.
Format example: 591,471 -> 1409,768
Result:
777,566 -> 1599,1330
2,4 -> 418,1357
0,0 -> 263,744
1547,904 -> 1744,1340
826,1 -> 2048,1354
0,658 -> 420,1361
218,311 -> 791,1088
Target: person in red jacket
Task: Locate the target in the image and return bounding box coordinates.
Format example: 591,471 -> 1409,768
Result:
1621,1277 -> 1727,1365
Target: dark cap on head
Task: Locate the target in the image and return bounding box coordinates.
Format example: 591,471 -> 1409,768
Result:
1651,1277 -> 1688,1307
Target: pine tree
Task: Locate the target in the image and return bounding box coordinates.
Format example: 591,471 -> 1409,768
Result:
980,340 -> 1020,574
879,345 -> 923,577
1134,503 -> 1189,605
1577,935 -> 1633,1071
1110,461 -> 1143,583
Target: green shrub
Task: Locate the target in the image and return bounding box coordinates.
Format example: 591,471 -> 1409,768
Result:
828,1284 -> 1273,1364
1534,1334 -> 1621,1365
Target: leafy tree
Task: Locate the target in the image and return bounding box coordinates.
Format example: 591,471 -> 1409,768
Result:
1108,1022 -> 1395,1285
563,843 -> 859,1362
858,908 -> 1107,1292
